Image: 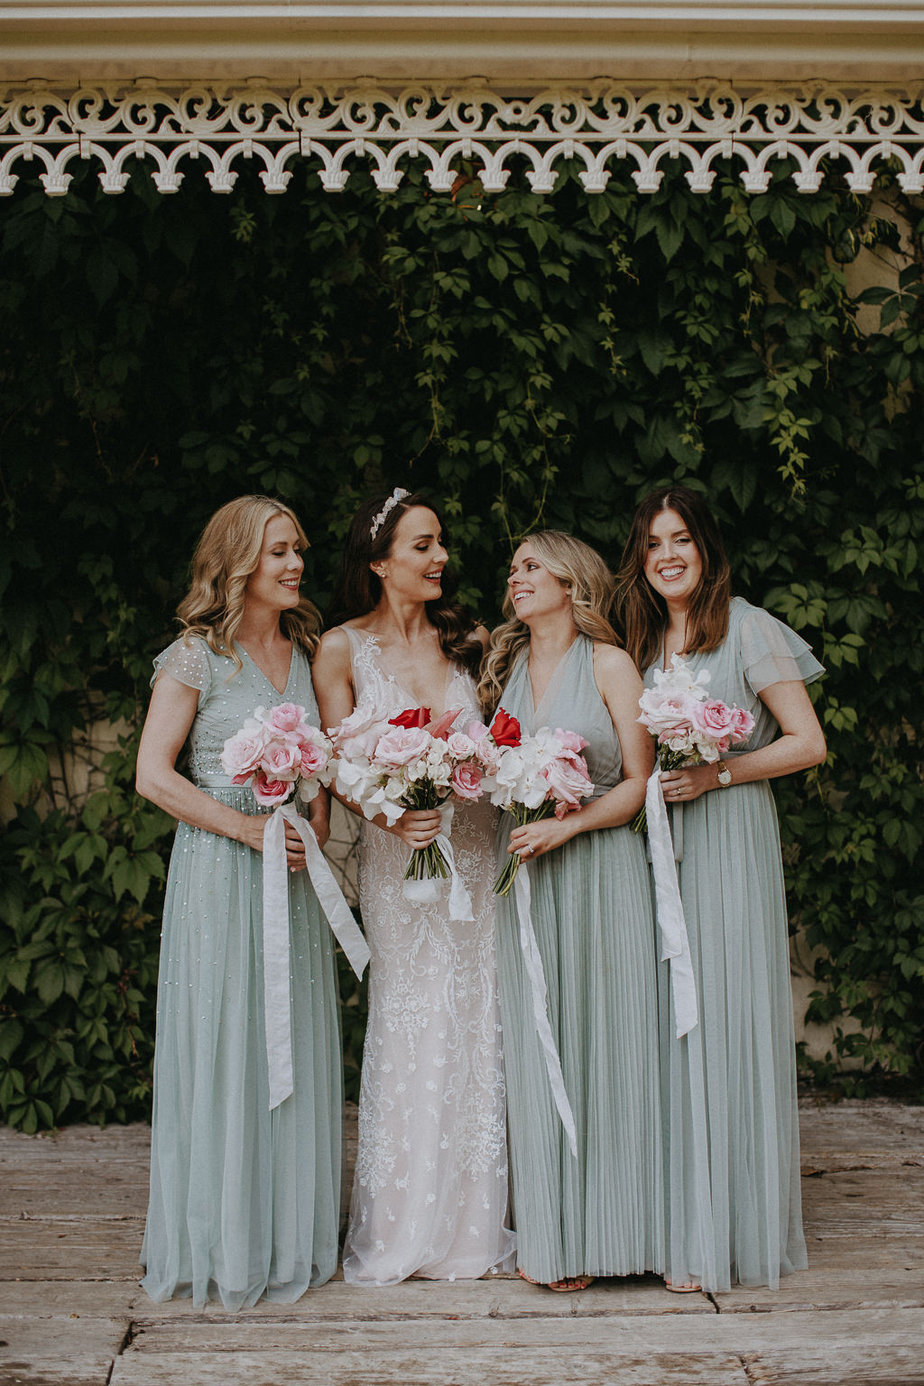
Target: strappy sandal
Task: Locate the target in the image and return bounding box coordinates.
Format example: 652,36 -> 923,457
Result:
665,1279 -> 701,1293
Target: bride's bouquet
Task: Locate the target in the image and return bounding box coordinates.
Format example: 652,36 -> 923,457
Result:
329,703 -> 481,886
220,701 -> 333,805
477,714 -> 595,896
633,654 -> 755,831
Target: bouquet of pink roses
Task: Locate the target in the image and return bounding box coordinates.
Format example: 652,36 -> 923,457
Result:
220,701 -> 333,806
479,714 -> 595,896
328,703 -> 483,888
633,654 -> 755,832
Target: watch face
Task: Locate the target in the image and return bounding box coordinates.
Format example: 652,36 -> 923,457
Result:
718,765 -> 731,785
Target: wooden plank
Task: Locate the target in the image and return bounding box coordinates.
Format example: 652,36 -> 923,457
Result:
0,1220 -> 143,1282
744,1345 -> 924,1385
0,1358 -> 113,1386
123,1307 -> 924,1354
0,1315 -> 127,1359
799,1101 -> 924,1163
0,1283 -> 140,1317
110,1348 -> 752,1386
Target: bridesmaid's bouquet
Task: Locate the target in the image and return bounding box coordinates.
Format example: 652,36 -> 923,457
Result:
478,715 -> 595,896
328,704 -> 482,885
632,654 -> 755,832
220,702 -> 333,807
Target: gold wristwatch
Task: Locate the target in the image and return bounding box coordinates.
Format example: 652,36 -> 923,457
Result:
716,761 -> 732,787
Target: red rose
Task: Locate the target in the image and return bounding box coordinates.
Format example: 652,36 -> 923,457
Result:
490,708 -> 522,748
389,706 -> 431,729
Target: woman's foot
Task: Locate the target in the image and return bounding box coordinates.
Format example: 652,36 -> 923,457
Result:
664,1278 -> 701,1293
517,1268 -> 595,1292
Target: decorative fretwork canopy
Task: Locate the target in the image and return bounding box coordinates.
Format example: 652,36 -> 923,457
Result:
1,81 -> 924,198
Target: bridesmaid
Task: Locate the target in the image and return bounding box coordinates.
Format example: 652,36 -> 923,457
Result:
479,530 -> 663,1291
136,495 -> 342,1308
615,484 -> 826,1292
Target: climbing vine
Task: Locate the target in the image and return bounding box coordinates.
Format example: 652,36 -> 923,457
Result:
0,155 -> 922,1129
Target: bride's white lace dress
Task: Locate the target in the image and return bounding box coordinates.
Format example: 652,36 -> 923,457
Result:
340,627 -> 515,1286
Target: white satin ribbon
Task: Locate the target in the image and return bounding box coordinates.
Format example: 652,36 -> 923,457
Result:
402,802 -> 474,922
645,771 -> 698,1038
512,862 -> 578,1158
262,802 -> 371,1110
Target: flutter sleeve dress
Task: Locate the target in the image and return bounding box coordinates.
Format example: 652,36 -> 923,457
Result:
494,634 -> 663,1285
647,596 -> 824,1292
140,636 -> 342,1310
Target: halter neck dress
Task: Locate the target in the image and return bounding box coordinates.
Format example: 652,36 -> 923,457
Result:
645,596 -> 824,1291
141,636 -> 342,1309
494,634 -> 663,1284
339,626 -> 515,1286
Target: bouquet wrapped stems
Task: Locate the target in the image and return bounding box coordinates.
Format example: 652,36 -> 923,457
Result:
401,780 -> 451,883
632,747 -> 694,834
494,801 -> 557,896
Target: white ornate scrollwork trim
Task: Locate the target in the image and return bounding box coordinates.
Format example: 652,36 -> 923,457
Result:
1,82 -> 923,197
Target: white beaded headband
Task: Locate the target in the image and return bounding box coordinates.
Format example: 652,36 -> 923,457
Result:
370,487 -> 411,541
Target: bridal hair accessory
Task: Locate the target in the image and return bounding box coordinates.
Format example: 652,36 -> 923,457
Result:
370,487 -> 411,541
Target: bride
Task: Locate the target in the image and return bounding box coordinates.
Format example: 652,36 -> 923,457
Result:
314,487 -> 515,1286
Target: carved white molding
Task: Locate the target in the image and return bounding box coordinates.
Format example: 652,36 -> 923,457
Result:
2,82 -> 923,197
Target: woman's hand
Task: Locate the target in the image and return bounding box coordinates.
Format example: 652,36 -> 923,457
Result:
387,808 -> 443,849
659,763 -> 718,803
508,814 -> 579,861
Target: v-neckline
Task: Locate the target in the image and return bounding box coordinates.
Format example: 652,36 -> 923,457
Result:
239,643 -> 295,698
527,635 -> 582,723
364,631 -> 456,719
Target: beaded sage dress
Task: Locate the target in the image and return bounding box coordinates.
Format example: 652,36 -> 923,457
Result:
140,635 -> 342,1310
646,597 -> 824,1291
494,635 -> 663,1285
339,626 -> 515,1286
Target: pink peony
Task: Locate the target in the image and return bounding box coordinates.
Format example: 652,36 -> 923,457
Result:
451,761 -> 484,800
373,725 -> 432,768
266,702 -> 307,734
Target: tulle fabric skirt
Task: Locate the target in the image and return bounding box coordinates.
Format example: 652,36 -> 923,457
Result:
141,789 -> 342,1309
495,823 -> 663,1284
658,782 -> 807,1292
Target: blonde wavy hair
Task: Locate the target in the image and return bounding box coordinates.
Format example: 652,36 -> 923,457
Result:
478,531 -> 621,713
177,495 -> 321,671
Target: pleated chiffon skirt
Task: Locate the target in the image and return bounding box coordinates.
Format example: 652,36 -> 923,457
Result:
496,824 -> 664,1285
659,783 -> 807,1292
141,788 -> 342,1310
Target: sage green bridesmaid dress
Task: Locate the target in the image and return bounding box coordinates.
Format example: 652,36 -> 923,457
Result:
140,636 -> 342,1309
495,634 -> 663,1284
646,597 -> 824,1291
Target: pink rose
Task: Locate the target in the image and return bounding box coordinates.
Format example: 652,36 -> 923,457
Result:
728,706 -> 755,742
298,740 -> 328,778
466,721 -> 502,771
251,770 -> 294,806
692,699 -> 737,740
266,702 -> 306,734
543,755 -> 594,810
262,740 -> 301,779
373,725 -> 432,768
447,731 -> 477,760
221,729 -> 267,781
451,761 -> 483,800
554,728 -> 588,754
639,692 -> 697,735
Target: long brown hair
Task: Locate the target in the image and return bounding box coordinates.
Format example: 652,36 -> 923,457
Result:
615,485 -> 731,672
478,531 -> 621,713
328,489 -> 482,675
177,495 -> 321,671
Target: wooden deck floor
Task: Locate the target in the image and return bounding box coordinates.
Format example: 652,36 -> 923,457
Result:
1,1099 -> 923,1385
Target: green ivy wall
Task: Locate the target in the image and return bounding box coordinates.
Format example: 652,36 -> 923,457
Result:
0,157 -> 922,1131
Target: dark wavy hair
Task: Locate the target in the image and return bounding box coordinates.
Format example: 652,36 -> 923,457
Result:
615,485 -> 731,672
328,489 -> 482,676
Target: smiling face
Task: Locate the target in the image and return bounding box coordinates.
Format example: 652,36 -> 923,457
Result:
643,507 -> 704,609
375,506 -> 447,604
507,542 -> 573,626
244,513 -> 304,613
